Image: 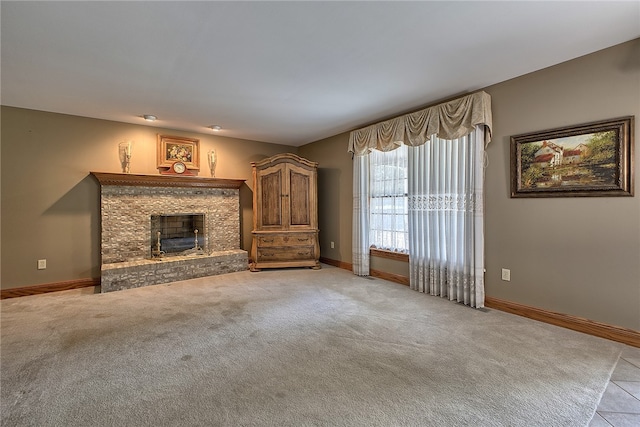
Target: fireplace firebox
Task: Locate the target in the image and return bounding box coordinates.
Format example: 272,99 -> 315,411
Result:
151,213 -> 205,256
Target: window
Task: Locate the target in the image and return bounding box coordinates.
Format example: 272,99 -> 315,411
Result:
369,144 -> 408,253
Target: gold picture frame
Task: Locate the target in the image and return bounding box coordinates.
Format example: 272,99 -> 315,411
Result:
511,116 -> 634,198
157,134 -> 200,171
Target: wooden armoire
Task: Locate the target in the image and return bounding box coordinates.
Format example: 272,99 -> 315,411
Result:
250,153 -> 320,271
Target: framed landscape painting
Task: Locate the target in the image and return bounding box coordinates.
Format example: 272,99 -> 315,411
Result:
510,116 -> 634,198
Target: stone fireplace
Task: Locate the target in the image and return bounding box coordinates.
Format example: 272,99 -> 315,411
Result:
91,172 -> 248,292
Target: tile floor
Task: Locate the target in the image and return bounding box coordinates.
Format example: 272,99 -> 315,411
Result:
589,345 -> 640,427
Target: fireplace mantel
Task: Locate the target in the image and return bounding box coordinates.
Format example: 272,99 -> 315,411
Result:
90,172 -> 244,189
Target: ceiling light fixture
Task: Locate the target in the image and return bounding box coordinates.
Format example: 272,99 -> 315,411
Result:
143,115 -> 157,122
209,125 -> 222,131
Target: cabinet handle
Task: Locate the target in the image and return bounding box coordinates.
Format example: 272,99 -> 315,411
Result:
263,252 -> 274,257
297,238 -> 308,242
297,252 -> 307,256
263,239 -> 274,243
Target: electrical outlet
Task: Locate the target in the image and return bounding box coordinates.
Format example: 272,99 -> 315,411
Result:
501,268 -> 511,281
38,259 -> 47,270
330,241 -> 335,249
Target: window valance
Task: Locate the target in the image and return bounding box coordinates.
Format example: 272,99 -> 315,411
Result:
348,91 -> 492,155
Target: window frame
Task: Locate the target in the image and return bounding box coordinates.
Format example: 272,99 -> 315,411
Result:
370,247 -> 409,262
368,144 -> 409,255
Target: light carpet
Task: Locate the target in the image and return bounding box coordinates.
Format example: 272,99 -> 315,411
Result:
1,265 -> 623,426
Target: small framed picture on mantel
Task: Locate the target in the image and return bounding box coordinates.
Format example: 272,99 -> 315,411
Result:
510,116 -> 634,198
157,134 -> 200,174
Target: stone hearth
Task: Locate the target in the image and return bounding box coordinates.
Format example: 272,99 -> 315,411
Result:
91,172 -> 248,292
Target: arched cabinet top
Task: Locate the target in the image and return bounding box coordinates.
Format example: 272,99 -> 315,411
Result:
251,153 -> 318,170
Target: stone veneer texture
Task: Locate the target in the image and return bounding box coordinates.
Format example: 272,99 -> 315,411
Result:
101,186 -> 241,263
99,184 -> 248,292
101,250 -> 248,293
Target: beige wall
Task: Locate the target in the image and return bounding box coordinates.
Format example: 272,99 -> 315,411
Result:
483,39 -> 639,330
0,108 -> 296,288
301,39 -> 640,330
297,133 -> 352,264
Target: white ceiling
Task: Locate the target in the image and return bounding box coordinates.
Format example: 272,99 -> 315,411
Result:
2,1 -> 639,146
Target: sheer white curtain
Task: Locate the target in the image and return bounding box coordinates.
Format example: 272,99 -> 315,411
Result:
352,154 -> 370,276
408,126 -> 485,307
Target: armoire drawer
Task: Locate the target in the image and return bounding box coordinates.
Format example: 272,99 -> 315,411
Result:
256,234 -> 314,247
257,246 -> 314,262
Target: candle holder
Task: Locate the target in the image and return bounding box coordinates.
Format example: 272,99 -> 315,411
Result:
152,231 -> 165,258
119,140 -> 133,173
208,150 -> 217,177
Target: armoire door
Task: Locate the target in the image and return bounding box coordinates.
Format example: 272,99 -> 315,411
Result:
256,163 -> 285,229
287,163 -> 312,228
